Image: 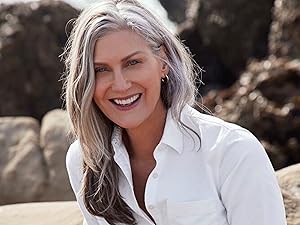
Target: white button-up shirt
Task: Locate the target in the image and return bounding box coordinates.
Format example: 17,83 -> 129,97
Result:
66,105 -> 287,225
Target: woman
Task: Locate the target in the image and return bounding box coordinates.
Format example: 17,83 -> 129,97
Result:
63,0 -> 287,225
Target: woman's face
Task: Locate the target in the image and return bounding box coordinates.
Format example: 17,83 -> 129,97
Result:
93,29 -> 169,130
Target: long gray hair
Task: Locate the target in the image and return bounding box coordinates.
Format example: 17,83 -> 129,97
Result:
62,0 -> 198,224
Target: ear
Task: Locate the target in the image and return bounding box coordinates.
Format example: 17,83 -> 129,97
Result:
159,45 -> 169,78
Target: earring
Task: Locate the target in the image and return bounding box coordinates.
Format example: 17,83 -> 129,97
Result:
161,74 -> 169,83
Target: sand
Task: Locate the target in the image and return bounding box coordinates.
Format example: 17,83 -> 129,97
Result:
0,201 -> 83,225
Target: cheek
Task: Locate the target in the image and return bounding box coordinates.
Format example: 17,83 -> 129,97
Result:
141,69 -> 163,85
93,79 -> 107,103
142,74 -> 162,101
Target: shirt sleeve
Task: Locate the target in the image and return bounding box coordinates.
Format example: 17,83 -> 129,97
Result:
65,141 -> 109,225
219,129 -> 287,225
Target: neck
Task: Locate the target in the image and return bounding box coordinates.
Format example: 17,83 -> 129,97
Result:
123,102 -> 167,160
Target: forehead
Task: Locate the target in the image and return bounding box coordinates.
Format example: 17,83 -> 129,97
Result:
93,30 -> 152,62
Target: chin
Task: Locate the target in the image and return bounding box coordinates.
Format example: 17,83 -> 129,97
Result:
115,120 -> 142,130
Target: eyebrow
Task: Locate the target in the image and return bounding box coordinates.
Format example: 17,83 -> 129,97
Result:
94,51 -> 145,65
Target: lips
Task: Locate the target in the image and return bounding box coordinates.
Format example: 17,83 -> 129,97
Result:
110,93 -> 142,106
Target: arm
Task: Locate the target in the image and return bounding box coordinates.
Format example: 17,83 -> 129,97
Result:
65,141 -> 109,225
219,129 -> 287,225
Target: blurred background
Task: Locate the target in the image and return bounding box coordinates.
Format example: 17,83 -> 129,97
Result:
0,0 -> 299,223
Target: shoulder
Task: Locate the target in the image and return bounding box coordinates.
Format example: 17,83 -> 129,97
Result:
66,140 -> 83,168
182,105 -> 244,133
182,105 -> 266,158
182,105 -> 253,142
181,105 -> 276,190
65,140 -> 84,193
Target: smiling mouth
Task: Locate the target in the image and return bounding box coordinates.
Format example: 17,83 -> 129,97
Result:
110,93 -> 142,106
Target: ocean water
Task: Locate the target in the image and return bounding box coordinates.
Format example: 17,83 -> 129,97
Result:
0,0 -> 176,32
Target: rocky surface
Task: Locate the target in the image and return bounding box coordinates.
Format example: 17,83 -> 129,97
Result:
158,0 -> 189,23
277,163 -> 300,225
0,201 -> 83,225
269,0 -> 300,58
0,117 -> 47,205
40,109 -> 73,201
195,0 -> 274,69
199,57 -> 300,170
190,0 -> 300,170
0,109 -> 74,205
0,0 -> 78,120
178,0 -> 275,95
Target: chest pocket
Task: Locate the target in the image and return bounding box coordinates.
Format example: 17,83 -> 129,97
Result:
167,199 -> 218,225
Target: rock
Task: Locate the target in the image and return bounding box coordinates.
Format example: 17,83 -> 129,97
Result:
0,110 -> 75,204
0,201 -> 83,225
196,0 -> 274,72
179,20 -> 234,95
40,109 -> 74,201
276,164 -> 300,225
198,57 -> 300,170
0,1 -> 78,120
277,163 -> 300,201
269,0 -> 300,58
179,0 -> 274,94
0,117 -> 47,205
158,0 -> 189,23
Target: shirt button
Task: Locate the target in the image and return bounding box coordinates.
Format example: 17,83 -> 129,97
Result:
148,205 -> 155,210
152,173 -> 158,179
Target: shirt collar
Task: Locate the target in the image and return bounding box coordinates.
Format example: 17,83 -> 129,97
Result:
160,105 -> 201,154
159,108 -> 185,153
111,125 -> 124,158
111,105 -> 201,156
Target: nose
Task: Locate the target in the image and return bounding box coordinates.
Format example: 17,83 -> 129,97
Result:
111,70 -> 131,92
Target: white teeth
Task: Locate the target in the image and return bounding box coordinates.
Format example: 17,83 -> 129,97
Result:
113,94 -> 140,106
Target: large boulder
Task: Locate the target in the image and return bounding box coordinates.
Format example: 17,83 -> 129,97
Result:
276,164 -> 300,225
40,109 -> 74,201
269,0 -> 300,58
0,1 -> 78,120
0,109 -> 75,205
179,0 -> 275,94
0,117 -> 47,204
199,57 -> 300,170
179,21 -> 234,95
0,201 -> 83,225
158,0 -> 189,23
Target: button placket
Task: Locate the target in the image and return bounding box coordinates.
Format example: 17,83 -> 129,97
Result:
144,168 -> 159,223
148,204 -> 155,210
152,172 -> 158,179
144,144 -> 167,225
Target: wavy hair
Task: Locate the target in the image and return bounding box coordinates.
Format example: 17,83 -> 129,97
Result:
62,0 -> 199,224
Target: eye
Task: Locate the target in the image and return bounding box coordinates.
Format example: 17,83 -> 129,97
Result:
127,59 -> 140,66
95,67 -> 108,73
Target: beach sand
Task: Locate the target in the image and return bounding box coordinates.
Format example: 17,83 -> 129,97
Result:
0,201 -> 83,225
